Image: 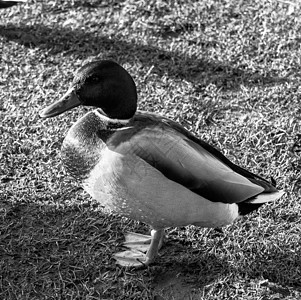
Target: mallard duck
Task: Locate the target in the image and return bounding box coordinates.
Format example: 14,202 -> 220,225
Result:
0,0 -> 27,9
40,60 -> 285,267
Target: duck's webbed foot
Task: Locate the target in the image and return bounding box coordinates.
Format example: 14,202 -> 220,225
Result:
114,229 -> 164,267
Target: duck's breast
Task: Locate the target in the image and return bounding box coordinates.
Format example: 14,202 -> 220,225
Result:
61,111 -> 107,181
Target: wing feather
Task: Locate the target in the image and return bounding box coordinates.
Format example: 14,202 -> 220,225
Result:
110,113 -> 274,204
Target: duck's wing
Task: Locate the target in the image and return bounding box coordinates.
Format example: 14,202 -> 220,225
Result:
160,115 -> 277,188
110,112 -> 278,204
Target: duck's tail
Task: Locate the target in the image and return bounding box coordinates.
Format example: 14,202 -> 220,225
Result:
238,190 -> 285,216
249,189 -> 285,204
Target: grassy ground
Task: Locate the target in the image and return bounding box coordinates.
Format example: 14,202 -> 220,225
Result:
0,0 -> 300,299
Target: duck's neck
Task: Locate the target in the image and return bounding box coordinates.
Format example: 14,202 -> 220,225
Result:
61,111 -> 108,181
93,109 -> 131,128
61,110 -> 132,181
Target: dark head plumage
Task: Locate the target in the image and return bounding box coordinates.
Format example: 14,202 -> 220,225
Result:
40,60 -> 137,120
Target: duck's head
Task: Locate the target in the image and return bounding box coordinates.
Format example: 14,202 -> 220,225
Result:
40,60 -> 137,120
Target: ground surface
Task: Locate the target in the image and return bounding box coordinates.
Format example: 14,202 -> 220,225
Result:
0,0 -> 300,299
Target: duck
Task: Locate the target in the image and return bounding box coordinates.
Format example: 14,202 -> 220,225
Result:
0,0 -> 27,9
40,60 -> 285,267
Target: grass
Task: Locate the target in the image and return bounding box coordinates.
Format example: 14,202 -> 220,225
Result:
0,0 -> 300,299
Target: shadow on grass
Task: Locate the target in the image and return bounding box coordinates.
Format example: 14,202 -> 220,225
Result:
150,228 -> 301,298
238,247 -> 301,291
0,24 -> 288,90
1,200 -> 299,299
151,245 -> 229,300
0,201 -> 151,299
0,200 -> 228,299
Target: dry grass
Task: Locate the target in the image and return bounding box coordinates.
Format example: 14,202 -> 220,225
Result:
0,0 -> 300,299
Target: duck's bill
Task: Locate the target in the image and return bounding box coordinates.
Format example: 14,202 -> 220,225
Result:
39,88 -> 81,118
0,0 -> 27,8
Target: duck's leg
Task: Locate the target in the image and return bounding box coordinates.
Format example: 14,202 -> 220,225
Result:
145,229 -> 164,264
114,229 -> 164,267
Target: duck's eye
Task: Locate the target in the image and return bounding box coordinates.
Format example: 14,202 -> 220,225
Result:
86,75 -> 100,83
